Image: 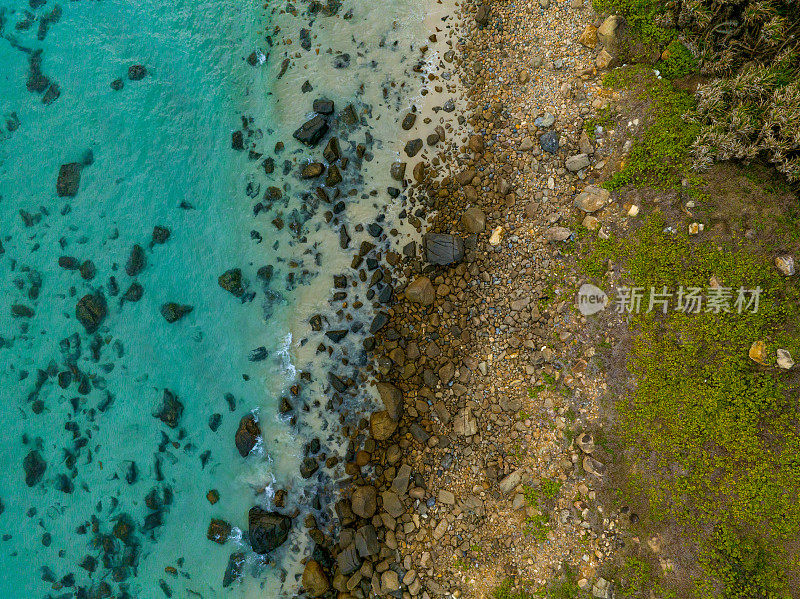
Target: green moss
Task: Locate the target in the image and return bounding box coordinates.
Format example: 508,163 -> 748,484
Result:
603,66 -> 701,189
655,39 -> 698,80
492,579 -> 540,599
698,524 -> 788,599
587,213 -> 800,597
591,0 -> 673,47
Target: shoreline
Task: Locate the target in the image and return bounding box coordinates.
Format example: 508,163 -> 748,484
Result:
317,0 -> 623,597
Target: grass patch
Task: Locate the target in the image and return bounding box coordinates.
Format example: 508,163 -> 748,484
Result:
591,0 -> 673,47
602,66 -> 701,190
588,213 -> 800,597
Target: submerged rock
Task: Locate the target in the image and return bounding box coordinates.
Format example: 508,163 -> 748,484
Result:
76,293 -> 107,333
56,162 -> 82,197
160,302 -> 193,323
128,64 -> 147,80
153,389 -> 183,428
313,99 -> 334,114
23,450 -> 46,487
235,414 -> 261,457
218,268 -> 244,297
248,507 -> 292,554
125,244 -> 146,276
222,552 -> 245,587
207,519 -> 233,544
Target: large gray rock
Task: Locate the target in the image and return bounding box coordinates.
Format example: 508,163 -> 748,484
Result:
424,233 -> 464,265
566,153 -> 590,172
248,507 -> 292,554
355,524 -> 380,557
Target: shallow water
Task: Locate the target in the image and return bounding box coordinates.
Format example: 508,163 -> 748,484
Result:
0,0 -> 436,596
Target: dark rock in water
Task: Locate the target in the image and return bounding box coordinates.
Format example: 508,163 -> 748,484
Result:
76,293 -> 107,333
401,112 -> 416,130
540,130 -> 560,154
79,260 -> 96,280
299,28 -> 312,51
110,78 -> 124,91
301,162 -> 324,178
153,389 -> 183,428
337,543 -> 361,575
208,413 -> 222,432
300,457 -> 318,479
249,346 -> 268,361
42,82 -> 60,105
223,552 -> 245,587
207,519 -> 233,544
235,414 -> 261,457
341,104 -> 358,126
125,461 -> 138,484
328,372 -> 348,392
323,137 -> 340,163
122,282 -> 143,303
333,53 -> 350,68
128,64 -> 147,80
339,225 -> 350,249
23,450 -> 46,487
26,51 -> 50,93
424,233 -> 464,265
152,225 -> 170,244
11,304 -> 34,318
325,164 -> 342,186
160,302 -> 193,323
370,312 -> 388,334
293,115 -> 328,147
325,329 -> 348,343
257,265 -> 273,281
248,507 -> 292,554
301,80 -> 313,93
404,139 -> 423,158
218,268 -> 244,297
144,510 -> 164,530
313,99 -> 334,115
309,315 -> 322,331
125,244 -> 146,276
231,130 -> 244,151
56,162 -> 82,197
262,157 -> 275,175
277,57 -> 290,78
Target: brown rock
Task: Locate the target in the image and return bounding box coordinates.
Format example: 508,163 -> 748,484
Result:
302,560 -> 330,597
235,414 -> 261,457
405,276 -> 435,306
370,410 -> 397,441
351,485 -> 378,519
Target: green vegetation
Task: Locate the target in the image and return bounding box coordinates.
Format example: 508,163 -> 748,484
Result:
523,512 -> 550,542
655,39 -> 697,80
615,557 -> 677,599
492,579 -> 539,599
591,0 -> 672,47
582,214 -> 800,597
602,66 -> 700,190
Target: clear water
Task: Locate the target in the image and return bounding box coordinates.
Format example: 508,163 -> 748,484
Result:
0,0 -> 437,596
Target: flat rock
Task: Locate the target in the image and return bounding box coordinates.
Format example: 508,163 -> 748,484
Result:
424,233 -> 464,265
351,485 -> 377,519
160,302 -> 193,323
293,114 -> 328,147
462,206 -> 486,233
235,413 -> 261,457
566,153 -> 590,172
376,382 -> 403,420
574,185 -> 610,212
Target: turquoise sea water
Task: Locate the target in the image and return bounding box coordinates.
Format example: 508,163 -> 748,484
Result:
0,0 -> 433,596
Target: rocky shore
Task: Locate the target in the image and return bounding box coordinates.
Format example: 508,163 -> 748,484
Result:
301,0 -> 638,597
